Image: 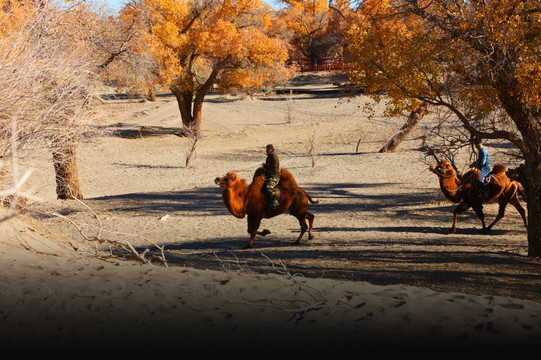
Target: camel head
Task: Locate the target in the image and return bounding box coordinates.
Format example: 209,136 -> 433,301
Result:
214,172 -> 240,190
215,172 -> 249,219
430,159 -> 457,178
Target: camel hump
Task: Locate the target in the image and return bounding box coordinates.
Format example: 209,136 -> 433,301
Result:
491,163 -> 506,175
279,168 -> 297,183
253,167 -> 297,184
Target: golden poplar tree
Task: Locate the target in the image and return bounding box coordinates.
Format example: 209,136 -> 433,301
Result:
347,0 -> 541,256
277,0 -> 350,63
128,0 -> 290,135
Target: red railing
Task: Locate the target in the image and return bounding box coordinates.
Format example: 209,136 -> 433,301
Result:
293,57 -> 352,72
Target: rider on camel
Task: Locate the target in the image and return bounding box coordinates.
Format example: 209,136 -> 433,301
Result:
473,137 -> 492,196
263,144 -> 280,208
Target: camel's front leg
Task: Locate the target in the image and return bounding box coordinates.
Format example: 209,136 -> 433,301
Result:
244,233 -> 256,249
486,198 -> 508,232
244,215 -> 269,249
451,201 -> 470,233
471,201 -> 487,232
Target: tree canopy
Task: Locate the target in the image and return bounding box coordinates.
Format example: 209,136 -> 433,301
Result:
346,0 -> 541,256
126,0 -> 291,133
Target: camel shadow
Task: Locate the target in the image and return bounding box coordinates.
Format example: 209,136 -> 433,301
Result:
143,235 -> 541,302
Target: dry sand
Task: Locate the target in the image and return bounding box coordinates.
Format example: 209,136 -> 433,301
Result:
1,73 -> 541,351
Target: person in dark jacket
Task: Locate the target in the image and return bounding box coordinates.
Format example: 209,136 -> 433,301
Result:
473,138 -> 492,196
263,144 -> 280,208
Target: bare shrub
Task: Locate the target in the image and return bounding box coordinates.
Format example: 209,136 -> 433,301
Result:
0,1 -> 102,201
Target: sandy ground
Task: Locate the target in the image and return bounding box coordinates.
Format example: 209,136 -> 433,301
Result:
2,73 -> 541,351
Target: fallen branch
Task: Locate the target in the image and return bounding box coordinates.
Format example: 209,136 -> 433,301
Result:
216,252 -> 332,319
309,125 -> 317,167
213,251 -> 256,273
50,198 -> 167,266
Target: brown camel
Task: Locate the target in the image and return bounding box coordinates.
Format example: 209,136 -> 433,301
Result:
214,167 -> 318,249
430,158 -> 527,233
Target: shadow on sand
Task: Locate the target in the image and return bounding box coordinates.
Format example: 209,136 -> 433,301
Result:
77,181 -> 541,303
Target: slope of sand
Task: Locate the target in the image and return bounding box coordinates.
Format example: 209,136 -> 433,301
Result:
2,74 -> 541,350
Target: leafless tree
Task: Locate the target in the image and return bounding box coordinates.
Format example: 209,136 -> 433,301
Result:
0,1 -> 102,201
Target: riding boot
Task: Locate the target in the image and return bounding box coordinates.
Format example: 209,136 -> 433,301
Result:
269,190 -> 280,209
478,181 -> 489,198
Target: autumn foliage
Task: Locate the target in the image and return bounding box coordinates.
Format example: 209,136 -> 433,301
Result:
347,0 -> 541,256
276,0 -> 351,63
2,0 -> 541,257
125,0 -> 292,134
347,0 -> 541,115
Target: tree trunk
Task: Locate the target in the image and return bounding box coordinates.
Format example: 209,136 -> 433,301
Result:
524,159 -> 541,257
147,87 -> 157,102
171,87 -> 201,135
170,68 -> 220,136
496,79 -> 541,257
379,103 -> 427,153
52,144 -> 83,200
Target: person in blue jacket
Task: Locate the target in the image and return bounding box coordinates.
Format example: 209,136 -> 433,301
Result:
473,138 -> 491,196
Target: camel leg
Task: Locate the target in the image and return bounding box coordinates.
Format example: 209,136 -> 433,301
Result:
450,201 -> 470,233
293,214 -> 307,245
471,201 -> 487,232
292,212 -> 316,245
306,212 -> 315,240
509,192 -> 528,229
245,215 -> 263,249
486,186 -> 527,231
486,198 -> 508,232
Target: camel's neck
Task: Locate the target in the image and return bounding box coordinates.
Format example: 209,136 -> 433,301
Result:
222,181 -> 248,219
439,172 -> 463,202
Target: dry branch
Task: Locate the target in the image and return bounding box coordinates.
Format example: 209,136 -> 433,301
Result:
0,2 -> 104,199
309,125 -> 317,167
0,117 -> 41,222
216,252 -> 332,318
50,198 -> 167,266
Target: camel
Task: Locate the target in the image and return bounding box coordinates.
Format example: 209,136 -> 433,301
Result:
214,167 -> 318,249
430,158 -> 527,233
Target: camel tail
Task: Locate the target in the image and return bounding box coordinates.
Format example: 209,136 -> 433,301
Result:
302,189 -> 319,204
